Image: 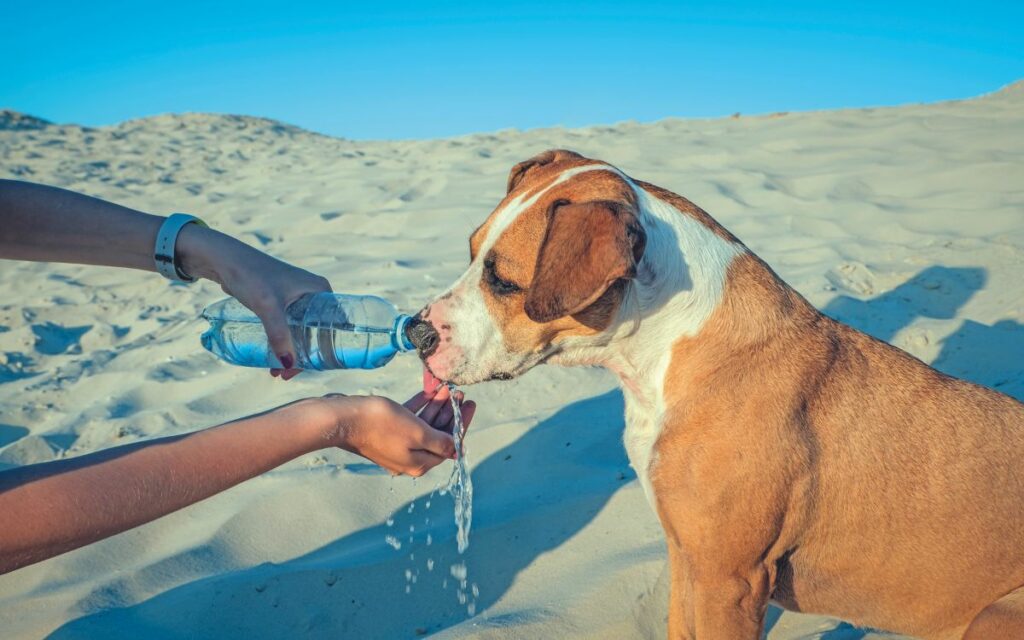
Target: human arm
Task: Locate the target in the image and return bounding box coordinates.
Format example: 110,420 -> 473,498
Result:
0,179 -> 328,375
0,386 -> 475,575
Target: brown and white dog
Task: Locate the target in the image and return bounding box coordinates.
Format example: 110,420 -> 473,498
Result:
412,150 -> 1024,639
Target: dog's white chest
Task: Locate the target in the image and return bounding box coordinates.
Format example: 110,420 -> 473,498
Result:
623,390 -> 664,506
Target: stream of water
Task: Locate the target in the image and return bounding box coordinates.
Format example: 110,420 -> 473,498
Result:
443,383 -> 473,554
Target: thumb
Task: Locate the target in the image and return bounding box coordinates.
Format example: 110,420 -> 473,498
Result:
420,426 -> 456,460
256,304 -> 297,370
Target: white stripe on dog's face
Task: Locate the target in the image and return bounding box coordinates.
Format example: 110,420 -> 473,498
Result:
476,164 -> 609,255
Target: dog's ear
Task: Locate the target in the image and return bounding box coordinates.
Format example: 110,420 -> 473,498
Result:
506,149 -> 583,194
525,200 -> 646,323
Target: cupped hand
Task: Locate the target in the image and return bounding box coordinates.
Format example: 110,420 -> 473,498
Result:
320,383 -> 476,477
178,225 -> 331,379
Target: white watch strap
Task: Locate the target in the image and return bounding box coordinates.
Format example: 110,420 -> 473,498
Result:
155,213 -> 206,282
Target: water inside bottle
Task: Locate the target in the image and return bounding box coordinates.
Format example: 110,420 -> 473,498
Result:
201,297 -> 401,370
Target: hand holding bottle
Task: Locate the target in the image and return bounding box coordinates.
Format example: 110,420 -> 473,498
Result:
177,224 -> 332,379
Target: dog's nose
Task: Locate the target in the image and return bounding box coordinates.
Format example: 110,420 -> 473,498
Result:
405,314 -> 440,357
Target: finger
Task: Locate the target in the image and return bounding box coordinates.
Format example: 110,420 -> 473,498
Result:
406,450 -> 448,476
432,398 -> 455,430
270,369 -> 281,377
434,391 -> 469,432
402,386 -> 440,414
280,368 -> 301,381
460,400 -> 477,431
255,304 -> 297,371
418,426 -> 456,459
418,385 -> 450,423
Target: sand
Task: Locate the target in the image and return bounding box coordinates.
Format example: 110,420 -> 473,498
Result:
1,81 -> 1022,639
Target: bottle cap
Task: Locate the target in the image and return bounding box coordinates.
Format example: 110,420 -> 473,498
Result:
393,314 -> 416,352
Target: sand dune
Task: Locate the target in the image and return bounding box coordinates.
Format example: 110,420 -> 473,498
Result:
1,81 -> 1022,639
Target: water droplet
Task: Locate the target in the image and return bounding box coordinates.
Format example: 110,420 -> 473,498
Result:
450,563 -> 467,581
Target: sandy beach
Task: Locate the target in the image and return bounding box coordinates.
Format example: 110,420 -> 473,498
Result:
1,81 -> 1022,639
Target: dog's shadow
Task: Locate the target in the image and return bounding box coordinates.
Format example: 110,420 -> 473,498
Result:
50,391 -> 637,639
822,265 -> 1024,402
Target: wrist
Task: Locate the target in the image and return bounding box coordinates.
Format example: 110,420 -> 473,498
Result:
266,398 -> 332,454
285,396 -> 360,452
176,224 -> 239,284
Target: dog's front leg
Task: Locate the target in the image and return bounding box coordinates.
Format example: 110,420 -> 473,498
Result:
690,562 -> 771,640
666,543 -> 696,639
659,514 -> 774,639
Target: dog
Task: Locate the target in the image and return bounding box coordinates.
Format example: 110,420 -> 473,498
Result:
410,150 -> 1024,639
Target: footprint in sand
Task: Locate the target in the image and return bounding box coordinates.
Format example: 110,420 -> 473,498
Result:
31,322 -> 92,355
826,262 -> 877,296
0,423 -> 29,448
0,351 -> 37,382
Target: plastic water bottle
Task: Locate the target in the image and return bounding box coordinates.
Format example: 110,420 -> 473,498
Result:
201,293 -> 418,370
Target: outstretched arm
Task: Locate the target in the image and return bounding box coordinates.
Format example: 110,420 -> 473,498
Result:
0,179 -> 329,375
0,386 -> 475,575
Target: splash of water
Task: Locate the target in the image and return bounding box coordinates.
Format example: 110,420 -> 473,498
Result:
383,384 -> 477,616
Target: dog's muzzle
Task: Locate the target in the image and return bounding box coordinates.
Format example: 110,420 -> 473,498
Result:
405,314 -> 440,357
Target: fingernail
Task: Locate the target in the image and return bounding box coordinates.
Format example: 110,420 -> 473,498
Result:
278,353 -> 294,370
270,369 -> 280,377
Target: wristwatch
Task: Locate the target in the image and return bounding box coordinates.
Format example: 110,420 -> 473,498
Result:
154,213 -> 207,282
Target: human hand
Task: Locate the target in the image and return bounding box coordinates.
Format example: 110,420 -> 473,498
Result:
317,382 -> 477,476
177,225 -> 331,378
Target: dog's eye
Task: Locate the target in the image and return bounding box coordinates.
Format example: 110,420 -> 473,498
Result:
483,258 -> 521,296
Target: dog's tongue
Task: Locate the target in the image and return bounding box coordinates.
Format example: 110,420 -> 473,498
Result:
423,368 -> 444,393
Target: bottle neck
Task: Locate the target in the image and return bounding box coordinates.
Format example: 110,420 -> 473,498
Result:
393,314 -> 416,352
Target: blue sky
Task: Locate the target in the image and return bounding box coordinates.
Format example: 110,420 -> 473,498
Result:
2,1 -> 1021,139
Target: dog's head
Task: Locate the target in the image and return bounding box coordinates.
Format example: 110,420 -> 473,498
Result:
415,150 -> 646,385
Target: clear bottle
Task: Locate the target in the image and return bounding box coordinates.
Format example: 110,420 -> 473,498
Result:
201,293 -> 417,370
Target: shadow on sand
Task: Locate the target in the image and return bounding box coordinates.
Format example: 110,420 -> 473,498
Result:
50,391 -> 634,639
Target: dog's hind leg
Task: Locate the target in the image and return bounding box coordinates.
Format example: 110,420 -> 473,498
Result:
963,584 -> 1024,639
